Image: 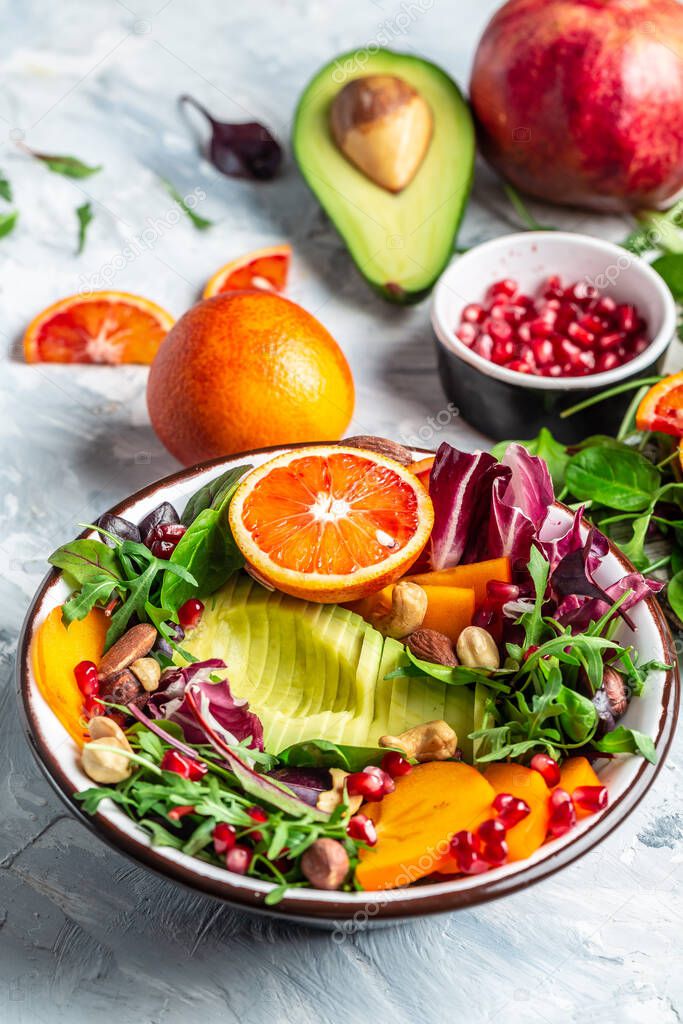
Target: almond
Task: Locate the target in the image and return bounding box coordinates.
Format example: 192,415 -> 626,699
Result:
100,669 -> 141,705
343,435 -> 413,466
405,628 -> 458,667
98,623 -> 157,681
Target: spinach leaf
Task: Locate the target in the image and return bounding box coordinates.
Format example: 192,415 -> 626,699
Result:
278,739 -> 396,772
593,726 -> 657,764
651,253 -> 683,301
667,570 -> 683,622
180,464 -> 252,526
566,446 -> 660,511
557,685 -> 597,743
161,503 -> 243,610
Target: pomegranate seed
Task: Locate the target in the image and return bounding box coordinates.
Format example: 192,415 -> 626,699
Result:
363,765 -> 396,795
74,660 -> 99,698
246,805 -> 269,842
522,645 -> 539,662
488,278 -> 518,300
596,352 -> 620,372
542,275 -> 563,298
477,818 -> 507,843
517,321 -> 532,343
147,523 -> 186,559
504,304 -> 527,324
458,848 -> 490,874
381,751 -> 412,778
212,822 -> 237,854
480,839 -> 508,866
596,295 -> 616,314
567,322 -> 595,348
462,303 -> 485,323
160,749 -> 207,781
472,334 -> 493,359
529,317 -> 554,339
456,322 -> 477,345
489,319 -> 513,343
492,793 -> 531,828
450,829 -> 478,855
486,580 -> 520,604
346,770 -> 386,802
616,304 -> 637,332
548,788 -> 577,837
530,753 -> 561,787
631,336 -> 650,355
573,785 -> 609,813
597,331 -> 624,350
177,598 -> 204,630
579,314 -> 606,335
491,339 -> 515,365
84,695 -> 102,718
347,814 -> 377,846
226,845 -> 252,874
168,804 -> 195,821
507,360 -> 532,373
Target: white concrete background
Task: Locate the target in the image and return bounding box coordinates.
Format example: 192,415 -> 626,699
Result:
1,1 -> 681,1021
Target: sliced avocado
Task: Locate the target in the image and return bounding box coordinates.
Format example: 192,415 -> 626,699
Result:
185,574 -> 475,758
292,49 -> 474,304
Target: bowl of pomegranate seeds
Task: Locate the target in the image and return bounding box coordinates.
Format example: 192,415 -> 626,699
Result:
432,232 -> 676,441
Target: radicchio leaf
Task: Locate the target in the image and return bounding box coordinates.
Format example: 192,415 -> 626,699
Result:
183,690 -> 328,821
428,445 -> 500,569
179,95 -> 282,181
267,767 -> 331,808
500,444 -> 554,529
149,659 -> 264,751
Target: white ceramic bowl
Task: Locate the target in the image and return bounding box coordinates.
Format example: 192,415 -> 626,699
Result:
431,232 -> 677,441
16,446 -> 679,925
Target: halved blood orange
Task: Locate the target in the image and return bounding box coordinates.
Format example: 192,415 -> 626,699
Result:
202,244 -> 291,299
229,445 -> 434,603
635,371 -> 683,437
24,291 -> 174,365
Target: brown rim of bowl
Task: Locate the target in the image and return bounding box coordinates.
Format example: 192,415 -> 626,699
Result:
15,442 -> 681,922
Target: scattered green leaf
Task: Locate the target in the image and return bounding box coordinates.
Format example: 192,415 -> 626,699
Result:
75,201 -> 93,254
162,177 -> 212,230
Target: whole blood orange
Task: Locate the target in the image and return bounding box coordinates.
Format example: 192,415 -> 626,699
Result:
229,445 -> 434,603
147,291 -> 354,465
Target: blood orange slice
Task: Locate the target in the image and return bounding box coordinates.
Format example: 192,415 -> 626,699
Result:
229,445 -> 434,603
635,371 -> 683,437
24,291 -> 174,365
202,244 -> 291,299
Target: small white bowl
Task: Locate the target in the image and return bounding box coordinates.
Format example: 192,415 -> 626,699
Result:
431,232 -> 677,440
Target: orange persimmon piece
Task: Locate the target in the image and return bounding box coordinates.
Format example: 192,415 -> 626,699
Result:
356,762 -> 496,891
32,605 -> 108,745
409,456 -> 435,489
420,586 -> 475,643
558,757 -> 602,819
404,557 -> 512,607
483,763 -> 551,862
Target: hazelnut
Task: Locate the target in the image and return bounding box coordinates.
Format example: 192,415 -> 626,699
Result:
300,838 -> 350,891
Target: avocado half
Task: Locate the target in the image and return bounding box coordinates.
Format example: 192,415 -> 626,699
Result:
293,49 -> 475,304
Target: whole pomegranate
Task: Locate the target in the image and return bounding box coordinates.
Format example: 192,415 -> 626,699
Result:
470,0 -> 683,211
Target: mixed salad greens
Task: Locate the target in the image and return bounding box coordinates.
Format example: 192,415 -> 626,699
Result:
34,416 -> 673,900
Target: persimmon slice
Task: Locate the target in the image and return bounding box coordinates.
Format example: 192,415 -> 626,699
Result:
229,445 -> 434,603
635,371 -> 683,437
202,244 -> 291,298
24,291 -> 174,365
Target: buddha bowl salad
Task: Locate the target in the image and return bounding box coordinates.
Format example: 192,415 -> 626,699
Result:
35,436 -> 668,900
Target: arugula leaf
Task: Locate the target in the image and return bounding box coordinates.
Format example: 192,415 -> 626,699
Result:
25,148 -> 102,178
517,546 -> 550,647
139,818 -> 186,849
388,647 -> 513,693
593,726 -> 657,764
62,577 -> 120,624
162,178 -> 212,230
181,465 -> 252,526
0,172 -> 11,202
0,210 -> 18,238
618,514 -> 652,571
565,446 -> 661,511
75,201 -> 93,254
106,560 -> 158,648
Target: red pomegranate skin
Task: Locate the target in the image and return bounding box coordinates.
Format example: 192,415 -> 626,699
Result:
470,0 -> 683,210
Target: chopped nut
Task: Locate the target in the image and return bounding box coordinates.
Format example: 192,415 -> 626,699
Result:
370,580 -> 428,639
456,626 -> 500,670
344,435 -> 413,466
88,715 -> 132,752
130,656 -> 161,692
81,736 -> 132,784
300,838 -> 350,890
379,719 -> 457,762
98,623 -> 157,681
316,768 -> 363,816
406,628 -> 457,666
100,669 -> 141,706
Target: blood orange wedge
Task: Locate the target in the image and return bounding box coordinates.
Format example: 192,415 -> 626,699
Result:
229,445 -> 434,603
635,371 -> 683,437
24,291 -> 174,364
202,244 -> 291,298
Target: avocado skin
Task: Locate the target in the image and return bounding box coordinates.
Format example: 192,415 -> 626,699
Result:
293,49 -> 475,305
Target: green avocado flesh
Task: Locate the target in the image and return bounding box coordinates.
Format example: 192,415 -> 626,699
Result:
184,573 -> 475,761
292,49 -> 475,304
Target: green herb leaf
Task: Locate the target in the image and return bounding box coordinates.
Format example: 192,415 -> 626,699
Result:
565,446 -> 660,511
264,883 -> 289,906
517,546 -> 551,647
593,726 -> 657,763
557,685 -> 597,743
181,465 -> 252,526
667,569 -> 683,622
0,172 -> 12,202
162,178 -> 212,230
49,538 -> 122,586
651,253 -> 683,301
0,210 -> 18,238
278,739 -> 397,773
618,514 -> 652,571
25,148 -> 102,178
75,201 -> 93,254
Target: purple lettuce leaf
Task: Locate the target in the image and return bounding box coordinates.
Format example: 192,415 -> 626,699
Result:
267,767 -> 332,807
500,444 -> 554,530
428,444 -> 500,569
148,659 -> 264,751
604,573 -> 664,609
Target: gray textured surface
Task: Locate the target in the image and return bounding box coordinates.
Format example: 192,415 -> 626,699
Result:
1,1 -> 682,1021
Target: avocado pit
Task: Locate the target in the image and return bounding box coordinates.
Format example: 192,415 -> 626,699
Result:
330,74 -> 433,193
